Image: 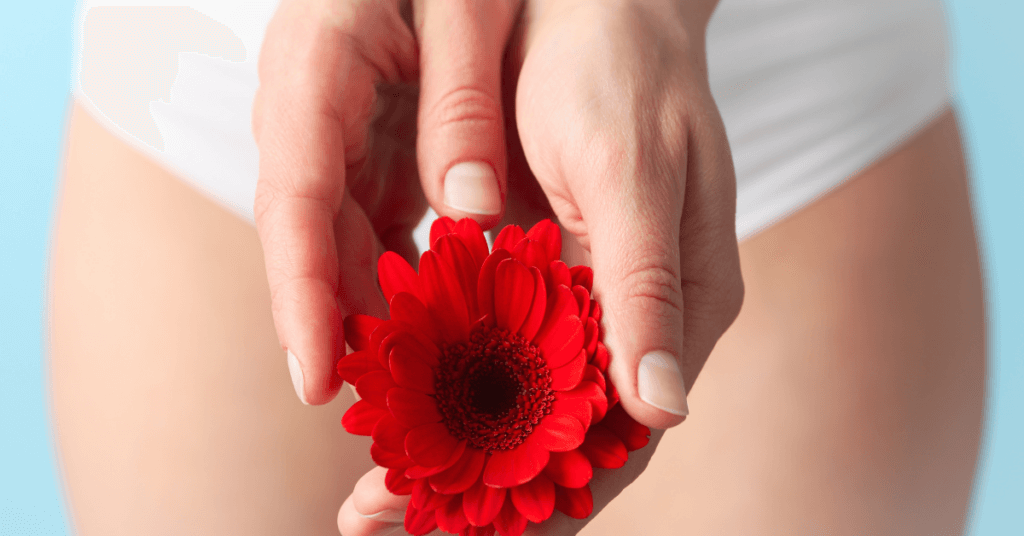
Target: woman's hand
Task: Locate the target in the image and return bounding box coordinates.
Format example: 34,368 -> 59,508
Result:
335,0 -> 743,534
252,0 -> 520,405
512,0 -> 741,429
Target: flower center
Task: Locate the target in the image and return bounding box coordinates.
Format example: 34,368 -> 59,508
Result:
469,362 -> 520,417
435,326 -> 554,453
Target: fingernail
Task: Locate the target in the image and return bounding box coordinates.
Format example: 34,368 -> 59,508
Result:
287,349 -> 308,405
443,161 -> 501,216
637,351 -> 689,416
358,508 -> 406,524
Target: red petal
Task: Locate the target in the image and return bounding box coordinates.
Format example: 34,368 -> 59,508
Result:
525,219 -> 561,266
403,441 -> 467,479
548,260 -> 572,289
412,477 -> 454,510
406,423 -> 464,468
465,525 -> 496,536
430,447 -> 487,494
600,404 -> 651,451
591,342 -> 610,370
583,317 -> 598,357
544,449 -> 592,488
551,394 -> 593,430
492,225 -> 525,253
371,414 -> 409,454
494,259 -> 534,334
419,251 -> 470,343
355,370 -> 396,408
385,467 -> 415,495
530,414 -> 586,452
590,393 -> 609,424
511,238 -> 549,274
404,503 -> 438,536
473,314 -> 495,331
561,380 -> 607,423
429,216 -> 457,249
463,478 -> 506,527
405,463 -> 452,479
561,379 -> 605,407
379,251 -> 420,302
367,320 -> 410,370
554,484 -> 593,519
435,234 -> 481,320
454,218 -> 489,269
568,265 -> 593,292
589,300 -> 602,323
336,350 -> 382,385
550,349 -> 587,391
341,400 -> 387,436
477,249 -> 512,321
389,346 -> 436,394
439,503 -> 470,536
371,443 -> 413,468
482,439 -> 550,488
582,364 -> 606,392
343,314 -> 381,352
417,252 -> 468,340
389,292 -> 442,346
540,285 -> 579,321
519,267 -> 547,340
380,330 -> 440,369
537,316 -> 584,373
607,382 -> 620,408
493,498 -> 528,536
509,473 -> 555,523
580,426 -> 628,469
436,495 -> 470,534
410,479 -> 430,509
571,285 -> 590,321
387,388 -> 441,428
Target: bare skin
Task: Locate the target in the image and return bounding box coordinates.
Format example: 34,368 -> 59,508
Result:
49,100 -> 982,535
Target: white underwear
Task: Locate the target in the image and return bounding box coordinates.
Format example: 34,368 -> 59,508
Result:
72,0 -> 951,247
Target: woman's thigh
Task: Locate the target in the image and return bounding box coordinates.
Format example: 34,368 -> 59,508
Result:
588,108 -> 985,535
49,103 -> 375,535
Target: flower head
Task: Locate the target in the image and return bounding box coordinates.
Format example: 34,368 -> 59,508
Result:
339,217 -> 650,536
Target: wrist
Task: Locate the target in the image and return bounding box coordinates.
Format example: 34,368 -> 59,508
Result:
528,0 -> 714,68
534,0 -> 717,35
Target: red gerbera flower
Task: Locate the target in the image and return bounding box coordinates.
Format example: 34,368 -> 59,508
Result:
339,217 -> 650,536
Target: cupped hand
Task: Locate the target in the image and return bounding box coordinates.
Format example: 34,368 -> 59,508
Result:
513,0 -> 743,430
335,0 -> 744,535
253,0 -> 519,405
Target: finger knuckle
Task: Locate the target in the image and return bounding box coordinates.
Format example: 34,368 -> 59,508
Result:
620,260 -> 685,319
425,85 -> 503,131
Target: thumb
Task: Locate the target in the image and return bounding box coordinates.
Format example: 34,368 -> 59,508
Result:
414,0 -> 519,227
577,115 -> 743,431
583,175 -> 692,430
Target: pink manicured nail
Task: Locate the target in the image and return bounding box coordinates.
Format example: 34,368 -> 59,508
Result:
443,161 -> 501,215
358,508 -> 406,524
287,349 -> 308,405
637,351 -> 689,416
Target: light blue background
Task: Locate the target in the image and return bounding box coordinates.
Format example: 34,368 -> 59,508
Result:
1,1 -> 1020,534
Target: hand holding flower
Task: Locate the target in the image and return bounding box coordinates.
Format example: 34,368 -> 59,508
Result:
337,218 -> 650,535
251,0 -> 743,533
